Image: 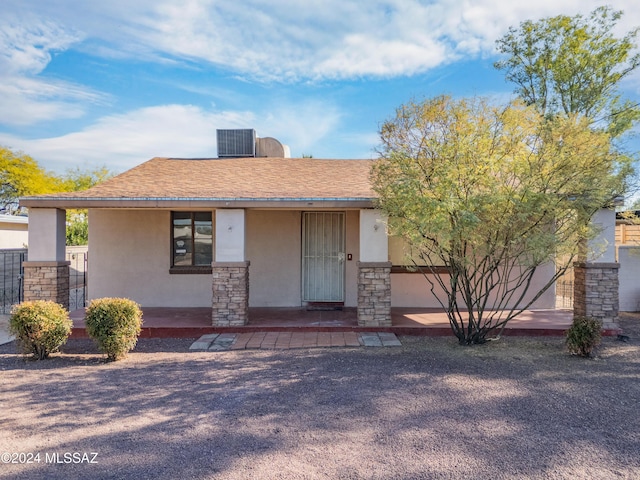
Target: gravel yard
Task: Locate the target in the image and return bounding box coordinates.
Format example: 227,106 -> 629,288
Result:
1,314 -> 639,480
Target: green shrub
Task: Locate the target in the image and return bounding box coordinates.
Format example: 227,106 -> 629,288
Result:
9,301 -> 72,360
565,316 -> 602,357
84,298 -> 143,361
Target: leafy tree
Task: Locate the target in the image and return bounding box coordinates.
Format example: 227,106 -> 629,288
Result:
373,96 -> 632,344
61,166 -> 112,192
0,147 -> 65,214
61,167 -> 112,246
494,6 -> 640,138
66,211 -> 89,246
1,146 -> 111,244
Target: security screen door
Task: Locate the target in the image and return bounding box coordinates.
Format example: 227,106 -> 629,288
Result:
302,212 -> 345,302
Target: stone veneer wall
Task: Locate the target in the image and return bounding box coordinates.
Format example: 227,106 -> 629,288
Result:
357,262 -> 392,327
22,261 -> 70,310
573,262 -> 619,331
212,261 -> 250,326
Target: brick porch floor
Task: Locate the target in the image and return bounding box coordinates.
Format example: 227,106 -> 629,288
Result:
69,307 -> 578,339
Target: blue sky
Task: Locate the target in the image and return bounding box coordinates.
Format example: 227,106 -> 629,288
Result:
0,0 -> 639,175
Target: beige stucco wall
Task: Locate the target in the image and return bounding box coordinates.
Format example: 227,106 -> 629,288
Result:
89,209 -> 213,307
89,209 -> 362,308
246,210 -> 301,307
619,246 -> 640,312
588,208 -> 617,263
344,210 -> 359,306
88,208 -> 554,310
246,210 -> 360,307
391,262 -> 556,309
392,273 -> 447,308
0,222 -> 28,249
26,209 -> 66,261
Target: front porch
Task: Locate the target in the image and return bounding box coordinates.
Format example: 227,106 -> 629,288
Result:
69,307 -> 576,339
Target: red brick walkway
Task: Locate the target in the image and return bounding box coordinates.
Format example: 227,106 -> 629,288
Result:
189,332 -> 402,351
231,331 -> 362,349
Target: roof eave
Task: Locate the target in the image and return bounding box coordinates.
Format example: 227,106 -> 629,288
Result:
0,214 -> 29,224
19,197 -> 377,209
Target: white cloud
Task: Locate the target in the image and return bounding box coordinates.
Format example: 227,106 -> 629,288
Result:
0,105 -> 239,171
0,17 -> 79,74
5,0 -> 638,82
0,75 -> 106,126
1,0 -> 637,171
0,101 -> 355,172
0,16 -> 106,126
253,100 -> 343,156
120,0 -> 640,79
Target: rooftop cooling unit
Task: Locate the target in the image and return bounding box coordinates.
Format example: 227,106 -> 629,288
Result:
216,129 -> 256,158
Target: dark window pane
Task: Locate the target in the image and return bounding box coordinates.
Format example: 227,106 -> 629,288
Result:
173,213 -> 192,266
194,212 -> 212,225
172,212 -> 213,267
194,213 -> 213,265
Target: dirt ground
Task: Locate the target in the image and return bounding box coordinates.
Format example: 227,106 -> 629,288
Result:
1,314 -> 639,479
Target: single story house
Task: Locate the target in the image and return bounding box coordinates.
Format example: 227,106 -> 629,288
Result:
19,130 -> 566,327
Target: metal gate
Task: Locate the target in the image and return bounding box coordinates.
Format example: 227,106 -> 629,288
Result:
0,248 -> 87,313
0,249 -> 27,314
556,279 -> 574,309
302,212 -> 345,302
67,249 -> 88,311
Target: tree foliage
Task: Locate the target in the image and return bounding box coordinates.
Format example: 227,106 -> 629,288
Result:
0,147 -> 65,214
494,6 -> 640,138
61,166 -> 112,192
373,96 -> 632,344
1,145 -> 112,244
61,167 -> 112,246
66,211 -> 89,246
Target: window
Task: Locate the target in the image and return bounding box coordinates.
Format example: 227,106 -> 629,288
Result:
389,236 -> 448,274
171,212 -> 213,272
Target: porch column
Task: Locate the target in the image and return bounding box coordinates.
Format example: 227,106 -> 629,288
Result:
357,209 -> 391,327
573,208 -> 620,332
23,208 -> 70,310
212,209 -> 249,326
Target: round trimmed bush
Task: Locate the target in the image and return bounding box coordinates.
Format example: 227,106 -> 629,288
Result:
9,301 -> 72,360
85,298 -> 143,361
565,316 -> 602,357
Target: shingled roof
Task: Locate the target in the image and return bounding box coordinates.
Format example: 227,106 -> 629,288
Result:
21,157 -> 377,209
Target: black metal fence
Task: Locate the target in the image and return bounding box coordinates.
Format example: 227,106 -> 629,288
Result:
0,249 -> 27,314
0,248 -> 87,314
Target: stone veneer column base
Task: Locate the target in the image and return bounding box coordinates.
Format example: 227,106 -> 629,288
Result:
22,261 -> 71,311
573,262 -> 620,332
212,261 -> 250,326
357,261 -> 392,327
